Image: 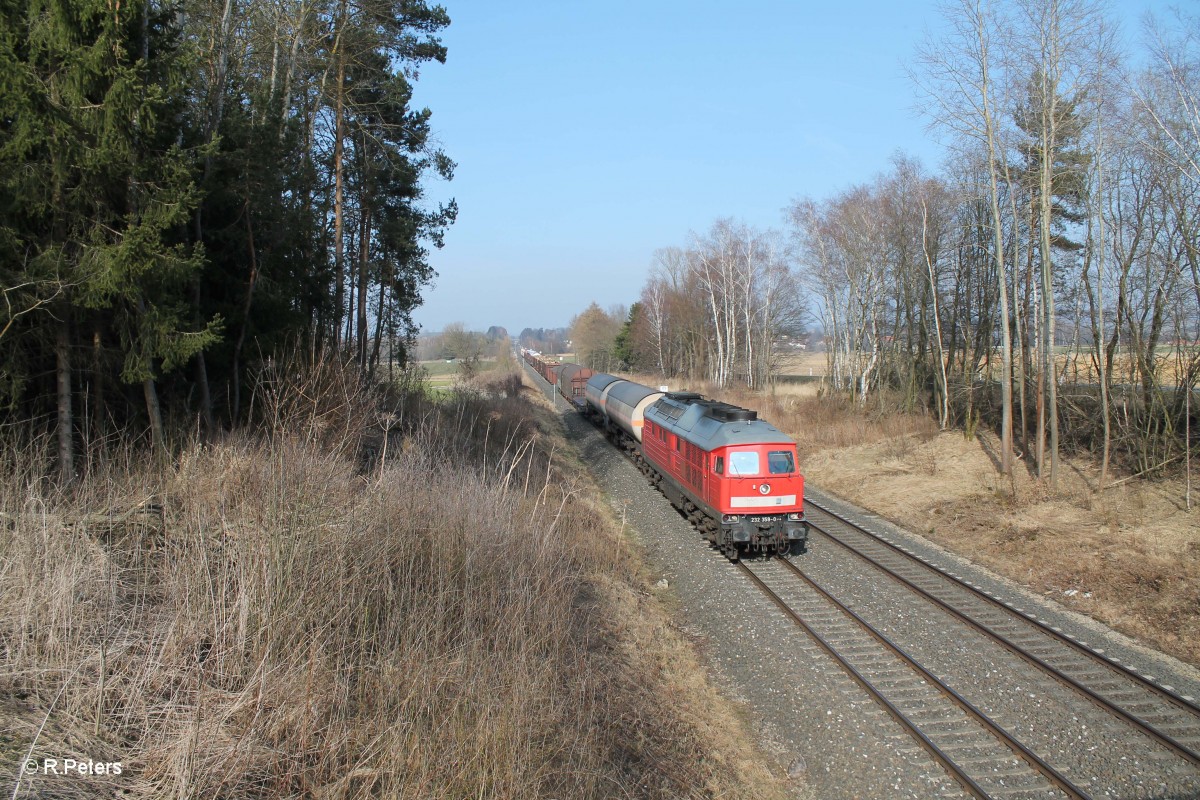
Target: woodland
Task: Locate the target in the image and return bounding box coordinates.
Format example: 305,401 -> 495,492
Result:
1,0 -> 455,475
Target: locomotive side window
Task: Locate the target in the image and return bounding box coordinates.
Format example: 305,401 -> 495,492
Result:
728,450 -> 760,476
768,450 -> 795,474
714,457 -> 723,474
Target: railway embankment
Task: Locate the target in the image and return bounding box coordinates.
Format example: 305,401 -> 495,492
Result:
534,362 -> 1200,798
2,365 -> 786,799
621,371 -> 1200,673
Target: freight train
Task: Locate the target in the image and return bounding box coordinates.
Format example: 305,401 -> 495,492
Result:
522,350 -> 808,560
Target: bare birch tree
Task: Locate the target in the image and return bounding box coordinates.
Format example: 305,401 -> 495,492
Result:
913,0 -> 1017,473
1011,0 -> 1106,486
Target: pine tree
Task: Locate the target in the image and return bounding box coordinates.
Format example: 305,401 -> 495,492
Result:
1012,67 -> 1092,484
0,0 -> 220,469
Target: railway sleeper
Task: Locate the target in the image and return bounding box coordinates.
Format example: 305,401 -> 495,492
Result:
933,741 -> 1018,759
908,716 -> 977,733
876,686 -> 942,700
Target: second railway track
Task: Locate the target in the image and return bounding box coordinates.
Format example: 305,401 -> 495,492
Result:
803,498 -> 1200,767
741,557 -> 1088,799
744,496 -> 1200,798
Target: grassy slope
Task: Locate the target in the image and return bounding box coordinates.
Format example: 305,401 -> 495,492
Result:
1,368 -> 787,799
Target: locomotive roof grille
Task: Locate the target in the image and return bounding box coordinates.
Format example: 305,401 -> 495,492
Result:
705,403 -> 757,422
653,393 -> 758,423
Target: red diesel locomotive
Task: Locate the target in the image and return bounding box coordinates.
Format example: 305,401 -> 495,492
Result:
640,391 -> 807,559
520,351 -> 807,559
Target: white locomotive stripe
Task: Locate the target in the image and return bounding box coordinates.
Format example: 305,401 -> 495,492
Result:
729,495 -> 796,508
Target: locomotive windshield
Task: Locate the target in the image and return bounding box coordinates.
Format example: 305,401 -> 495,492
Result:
725,448 -> 796,476
768,450 -> 795,475
727,451 -> 760,476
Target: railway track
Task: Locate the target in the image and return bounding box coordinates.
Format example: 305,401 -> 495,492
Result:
802,498 -> 1200,770
740,558 -> 1086,799
733,497 -> 1200,798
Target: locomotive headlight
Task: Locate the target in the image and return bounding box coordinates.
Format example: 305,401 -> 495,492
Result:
787,512 -> 802,521
722,514 -> 740,523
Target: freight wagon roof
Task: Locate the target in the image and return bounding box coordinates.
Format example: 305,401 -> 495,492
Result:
606,380 -> 661,407
646,397 -> 794,449
557,364 -> 591,381
585,373 -> 623,392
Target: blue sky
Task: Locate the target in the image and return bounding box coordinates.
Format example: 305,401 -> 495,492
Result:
410,0 -> 1176,335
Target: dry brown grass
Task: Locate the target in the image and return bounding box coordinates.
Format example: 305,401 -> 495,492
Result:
2,365 -> 786,799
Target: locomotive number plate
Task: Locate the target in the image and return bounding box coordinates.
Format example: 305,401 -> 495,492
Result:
747,515 -> 782,523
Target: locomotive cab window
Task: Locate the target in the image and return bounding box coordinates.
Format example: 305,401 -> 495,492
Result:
768,450 -> 795,475
727,450 -> 760,476
714,456 -> 724,474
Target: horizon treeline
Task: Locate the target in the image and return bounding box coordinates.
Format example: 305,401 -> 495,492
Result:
1,0 -> 454,477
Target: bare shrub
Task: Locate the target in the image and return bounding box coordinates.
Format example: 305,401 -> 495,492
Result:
251,342 -> 376,459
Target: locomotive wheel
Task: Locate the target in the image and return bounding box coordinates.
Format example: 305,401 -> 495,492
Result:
718,528 -> 738,562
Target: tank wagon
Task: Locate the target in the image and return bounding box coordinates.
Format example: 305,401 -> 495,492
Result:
582,371 -> 807,560
584,374 -> 663,458
583,373 -> 620,414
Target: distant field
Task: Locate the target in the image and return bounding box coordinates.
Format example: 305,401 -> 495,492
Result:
419,358 -> 501,388
775,351 -> 826,377
778,348 -> 1198,386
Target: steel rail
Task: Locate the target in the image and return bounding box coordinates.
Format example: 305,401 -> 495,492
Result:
734,561 -> 1000,800
806,496 -> 1200,719
770,558 -> 1089,800
803,501 -> 1200,767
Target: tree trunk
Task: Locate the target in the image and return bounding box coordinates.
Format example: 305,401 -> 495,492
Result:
231,201 -> 260,423
190,0 -> 235,430
1040,118 -> 1060,486
144,377 -> 165,459
977,29 -> 1014,474
91,329 -> 106,439
331,1 -> 348,346
357,175 -> 370,370
192,281 -> 213,431
923,201 -> 951,429
369,277 -> 386,381
56,321 -> 74,483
